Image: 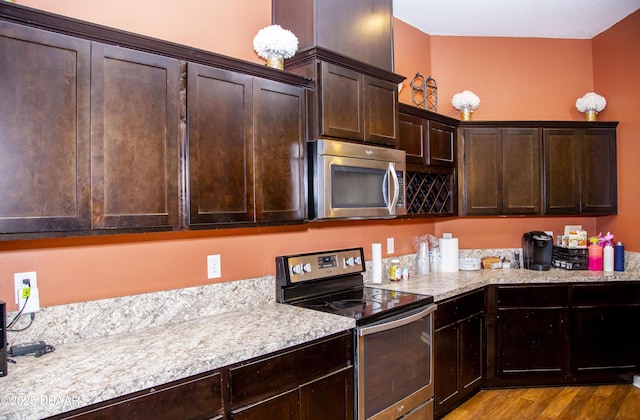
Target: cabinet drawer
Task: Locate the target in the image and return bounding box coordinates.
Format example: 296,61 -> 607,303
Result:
229,332 -> 353,406
497,285 -> 569,308
572,282 -> 640,306
436,289 -> 484,329
50,371 -> 223,420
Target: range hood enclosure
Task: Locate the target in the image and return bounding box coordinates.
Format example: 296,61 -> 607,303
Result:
273,0 -> 394,72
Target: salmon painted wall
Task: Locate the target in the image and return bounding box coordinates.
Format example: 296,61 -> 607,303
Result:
17,0 -> 271,64
0,2 -> 627,310
428,36 -> 594,121
393,18 -> 431,105
591,10 -> 640,251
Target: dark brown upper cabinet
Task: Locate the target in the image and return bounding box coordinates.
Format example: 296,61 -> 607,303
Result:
544,126 -> 618,215
0,20 -> 92,234
273,0 -> 393,72
0,20 -> 181,236
398,104 -> 456,169
186,63 -> 306,227
397,104 -> 458,217
0,5 -> 312,239
289,55 -> 401,147
90,43 -> 180,230
459,125 -> 541,216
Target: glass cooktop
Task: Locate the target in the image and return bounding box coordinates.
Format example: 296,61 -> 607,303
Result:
292,286 -> 434,326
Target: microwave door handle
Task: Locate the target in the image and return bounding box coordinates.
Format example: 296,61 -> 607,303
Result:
388,163 -> 400,213
382,169 -> 390,208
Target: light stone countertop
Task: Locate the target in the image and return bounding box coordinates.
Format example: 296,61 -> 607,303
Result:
2,255 -> 639,419
366,267 -> 640,302
0,304 -> 355,420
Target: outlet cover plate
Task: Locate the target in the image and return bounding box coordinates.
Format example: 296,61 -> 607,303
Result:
14,271 -> 40,313
14,272 -> 37,303
387,237 -> 395,254
207,255 -> 221,279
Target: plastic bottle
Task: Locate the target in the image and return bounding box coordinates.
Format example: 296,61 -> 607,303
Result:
389,259 -> 401,281
588,238 -> 603,271
615,241 -> 625,272
603,243 -> 614,272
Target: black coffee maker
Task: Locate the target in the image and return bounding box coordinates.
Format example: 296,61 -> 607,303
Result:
522,231 -> 553,271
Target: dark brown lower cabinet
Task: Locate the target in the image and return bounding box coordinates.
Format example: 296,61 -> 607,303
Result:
47,371 -> 224,420
229,332 -> 353,420
48,332 -> 353,420
231,389 -> 299,420
435,289 -> 484,418
571,282 -> 640,383
486,284 -> 570,388
486,282 -> 639,389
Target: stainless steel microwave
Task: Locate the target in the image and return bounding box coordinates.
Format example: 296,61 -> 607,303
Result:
309,139 -> 406,220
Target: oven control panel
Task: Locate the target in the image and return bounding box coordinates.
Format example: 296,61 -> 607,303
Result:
278,248 -> 365,283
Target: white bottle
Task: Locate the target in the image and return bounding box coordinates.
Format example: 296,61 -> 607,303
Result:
603,243 -> 614,272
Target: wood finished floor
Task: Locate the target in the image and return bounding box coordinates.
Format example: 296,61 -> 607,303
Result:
442,385 -> 640,420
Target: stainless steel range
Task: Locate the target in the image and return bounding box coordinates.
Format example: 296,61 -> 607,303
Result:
276,248 -> 436,420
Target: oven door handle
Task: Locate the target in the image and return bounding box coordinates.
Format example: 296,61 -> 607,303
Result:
357,304 -> 437,336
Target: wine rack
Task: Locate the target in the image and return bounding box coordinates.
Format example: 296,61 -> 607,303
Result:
406,171 -> 455,215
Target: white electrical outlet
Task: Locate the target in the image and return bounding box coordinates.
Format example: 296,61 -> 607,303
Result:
387,237 -> 395,254
207,254 -> 221,279
14,271 -> 40,314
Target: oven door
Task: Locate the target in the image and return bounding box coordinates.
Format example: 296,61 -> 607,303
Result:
356,304 -> 436,420
316,154 -> 406,220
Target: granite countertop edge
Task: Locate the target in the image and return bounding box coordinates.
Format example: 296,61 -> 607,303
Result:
0,304 -> 355,420
365,267 -> 640,302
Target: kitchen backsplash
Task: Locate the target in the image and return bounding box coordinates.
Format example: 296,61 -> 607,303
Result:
6,249 -> 640,347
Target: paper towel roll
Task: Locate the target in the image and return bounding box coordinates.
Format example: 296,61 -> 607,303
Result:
439,237 -> 459,272
372,243 -> 382,283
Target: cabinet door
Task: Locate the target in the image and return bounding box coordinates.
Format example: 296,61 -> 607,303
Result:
253,78 -> 306,222
502,128 -> 540,214
231,389 -> 299,420
497,308 -> 569,380
459,313 -> 483,392
581,128 -> 617,214
320,62 -> 363,141
187,63 -> 253,225
572,306 -> 640,379
462,128 -> 501,215
428,121 -> 455,167
543,129 -> 581,214
91,43 -> 180,229
571,282 -> 640,382
398,112 -> 426,164
300,367 -> 354,420
363,75 -> 397,146
434,323 -> 459,415
0,21 -> 91,233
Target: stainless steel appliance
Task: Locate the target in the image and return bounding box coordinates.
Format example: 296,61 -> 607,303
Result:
522,231 -> 553,271
308,140 -> 406,220
276,248 -> 436,420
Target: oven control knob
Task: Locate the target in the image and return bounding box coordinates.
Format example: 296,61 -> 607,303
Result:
302,263 -> 312,273
354,256 -> 362,265
345,257 -> 354,266
291,264 -> 303,274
